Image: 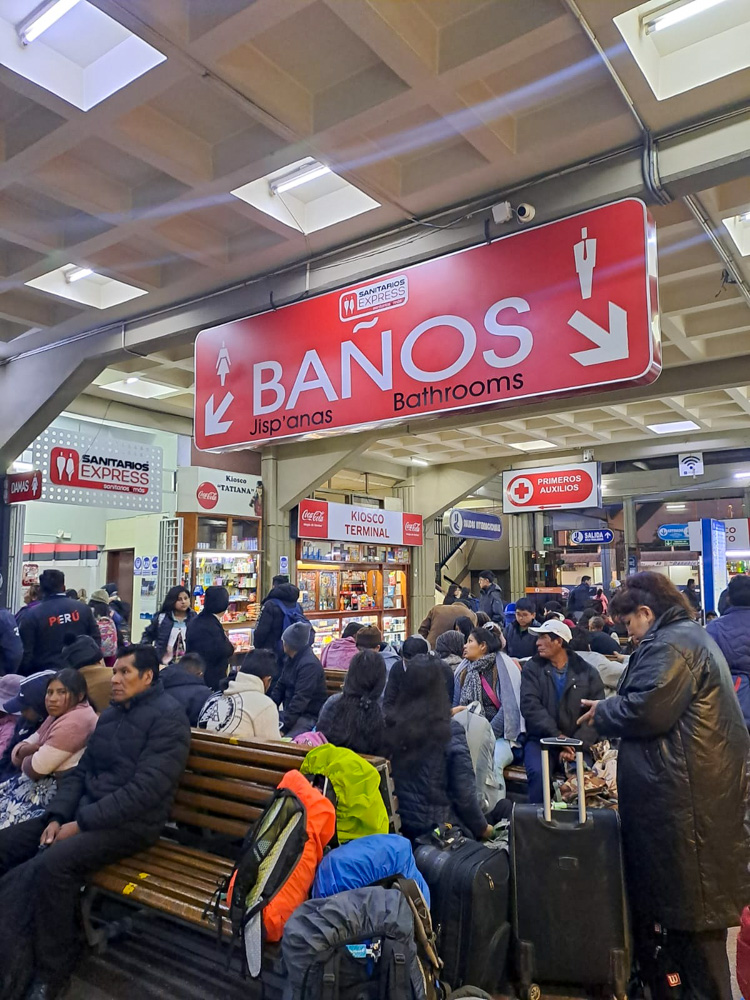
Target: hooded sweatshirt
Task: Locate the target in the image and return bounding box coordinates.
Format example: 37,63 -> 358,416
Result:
198,671 -> 280,740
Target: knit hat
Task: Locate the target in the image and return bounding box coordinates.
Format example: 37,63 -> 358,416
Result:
282,621 -> 313,653
355,625 -> 382,650
204,585 -> 230,615
104,583 -> 118,596
61,634 -> 104,670
3,670 -> 56,715
90,589 -> 111,605
0,674 -> 23,714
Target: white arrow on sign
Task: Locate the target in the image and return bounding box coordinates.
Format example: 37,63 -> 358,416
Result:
568,301 -> 629,366
205,392 -> 234,436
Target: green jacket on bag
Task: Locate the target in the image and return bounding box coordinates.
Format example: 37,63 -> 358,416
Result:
300,743 -> 388,843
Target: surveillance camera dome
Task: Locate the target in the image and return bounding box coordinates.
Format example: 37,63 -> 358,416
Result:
516,203 -> 536,223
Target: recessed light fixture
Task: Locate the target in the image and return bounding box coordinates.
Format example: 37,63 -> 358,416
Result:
646,420 -> 700,434
643,0 -> 731,33
411,458 -> 429,467
16,0 -> 80,44
64,266 -> 93,284
125,377 -> 139,385
665,503 -> 687,510
270,160 -> 331,196
741,212 -> 750,222
507,440 -> 552,452
734,471 -> 750,479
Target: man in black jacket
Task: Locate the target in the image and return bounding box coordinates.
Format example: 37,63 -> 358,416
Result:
161,652 -> 211,725
271,621 -> 327,737
477,571 -> 504,623
18,569 -> 100,675
566,575 -> 593,621
0,644 -> 190,1000
253,576 -> 308,665
504,597 -> 540,659
519,619 -> 604,803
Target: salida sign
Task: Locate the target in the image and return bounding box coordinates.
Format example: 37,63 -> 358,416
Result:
194,199 -> 660,450
502,462 -> 601,514
296,499 -> 423,546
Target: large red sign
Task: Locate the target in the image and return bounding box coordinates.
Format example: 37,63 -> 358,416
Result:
195,199 -> 659,450
297,499 -> 423,546
50,447 -> 151,496
4,470 -> 42,504
502,462 -> 601,513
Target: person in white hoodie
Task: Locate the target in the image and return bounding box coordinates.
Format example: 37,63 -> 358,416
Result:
197,648 -> 280,740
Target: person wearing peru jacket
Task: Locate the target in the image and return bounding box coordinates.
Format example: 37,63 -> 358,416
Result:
0,644 -> 190,1000
577,572 -> 749,1000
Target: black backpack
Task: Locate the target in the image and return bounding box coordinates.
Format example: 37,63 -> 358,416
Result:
269,598 -> 314,660
212,787 -> 307,975
283,883 -> 447,1000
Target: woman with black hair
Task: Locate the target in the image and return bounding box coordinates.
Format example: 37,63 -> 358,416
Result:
316,649 -> 386,755
141,585 -> 195,666
384,655 -> 491,842
186,586 -> 235,691
578,571 -> 749,1000
0,669 -> 97,829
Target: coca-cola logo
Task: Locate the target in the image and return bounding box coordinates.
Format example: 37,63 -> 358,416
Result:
302,510 -> 325,523
197,481 -> 219,510
404,520 -> 420,531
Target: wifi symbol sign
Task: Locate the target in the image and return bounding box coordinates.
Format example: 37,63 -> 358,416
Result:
679,453 -> 704,477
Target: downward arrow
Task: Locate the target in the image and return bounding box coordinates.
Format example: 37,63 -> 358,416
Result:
569,302 -> 629,366
205,392 -> 234,436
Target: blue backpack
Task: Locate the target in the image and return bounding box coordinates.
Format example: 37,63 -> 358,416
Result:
270,598 -> 313,660
312,834 -> 430,906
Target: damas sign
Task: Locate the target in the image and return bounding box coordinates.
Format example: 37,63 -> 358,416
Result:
296,499 -> 423,546
195,199 -> 659,450
502,462 -> 601,514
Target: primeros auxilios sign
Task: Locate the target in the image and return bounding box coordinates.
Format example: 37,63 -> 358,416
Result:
194,199 -> 660,450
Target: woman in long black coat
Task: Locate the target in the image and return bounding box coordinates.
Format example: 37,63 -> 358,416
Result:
579,572 -> 749,1000
186,586 -> 235,691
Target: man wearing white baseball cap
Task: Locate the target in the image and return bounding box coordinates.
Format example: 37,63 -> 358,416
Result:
520,618 -> 605,803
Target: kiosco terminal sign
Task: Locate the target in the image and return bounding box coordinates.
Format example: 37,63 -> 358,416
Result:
195,199 -> 660,451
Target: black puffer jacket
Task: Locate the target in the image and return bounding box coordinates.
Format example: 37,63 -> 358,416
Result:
520,649 -> 605,744
46,681 -> 190,840
160,663 -> 211,725
253,584 -> 303,659
389,720 -> 487,841
186,611 -> 235,691
595,607 -> 750,931
271,644 -> 327,734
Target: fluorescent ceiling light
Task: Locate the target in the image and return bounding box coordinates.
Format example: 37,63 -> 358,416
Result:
64,265 -> 93,283
665,503 -> 687,510
734,471 -> 750,479
125,377 -> 139,385
644,0 -> 731,33
411,458 -> 429,466
646,420 -> 700,434
17,0 -> 80,44
741,212 -> 750,222
99,378 -> 182,400
507,440 -> 552,451
26,263 -> 147,310
270,161 -> 331,195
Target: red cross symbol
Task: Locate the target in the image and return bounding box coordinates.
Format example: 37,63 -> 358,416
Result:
508,477 -> 534,505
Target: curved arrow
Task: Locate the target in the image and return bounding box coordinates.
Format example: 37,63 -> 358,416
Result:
569,302 -> 629,366
205,392 -> 234,436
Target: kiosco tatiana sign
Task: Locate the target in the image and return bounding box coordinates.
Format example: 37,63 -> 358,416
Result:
195,199 -> 660,450
296,499 -> 423,546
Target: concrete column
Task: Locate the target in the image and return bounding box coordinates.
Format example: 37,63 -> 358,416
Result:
261,448 -> 295,587
623,497 -> 638,575
508,514 -> 532,600
412,519 -> 436,631
743,488 -> 750,518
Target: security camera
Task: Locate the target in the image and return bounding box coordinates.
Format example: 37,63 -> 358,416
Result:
516,203 -> 536,223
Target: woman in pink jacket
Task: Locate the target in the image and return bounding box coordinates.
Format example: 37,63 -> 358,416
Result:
320,621 -> 365,671
0,674 -> 23,758
0,668 -> 97,829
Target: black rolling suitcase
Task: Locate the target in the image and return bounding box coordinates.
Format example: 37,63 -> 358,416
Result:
511,737 -> 630,1000
414,826 -> 511,993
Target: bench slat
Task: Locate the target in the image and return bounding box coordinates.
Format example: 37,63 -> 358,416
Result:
137,840 -> 235,872
170,805 -> 249,838
174,788 -> 262,822
185,754 -> 285,786
179,771 -> 274,806
91,870 -> 229,934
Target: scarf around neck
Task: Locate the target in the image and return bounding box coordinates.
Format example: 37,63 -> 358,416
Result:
34,701 -> 98,754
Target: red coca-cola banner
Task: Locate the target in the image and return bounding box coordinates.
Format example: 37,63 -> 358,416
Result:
195,199 -> 659,450
296,499 -> 423,546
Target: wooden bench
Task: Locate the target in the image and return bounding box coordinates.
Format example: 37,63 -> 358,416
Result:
324,667 -> 346,695
84,731 -> 399,946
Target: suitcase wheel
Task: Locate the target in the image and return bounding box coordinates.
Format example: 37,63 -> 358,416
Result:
526,984 -> 541,1000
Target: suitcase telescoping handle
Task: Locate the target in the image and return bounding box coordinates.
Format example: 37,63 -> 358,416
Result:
539,736 -> 586,825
